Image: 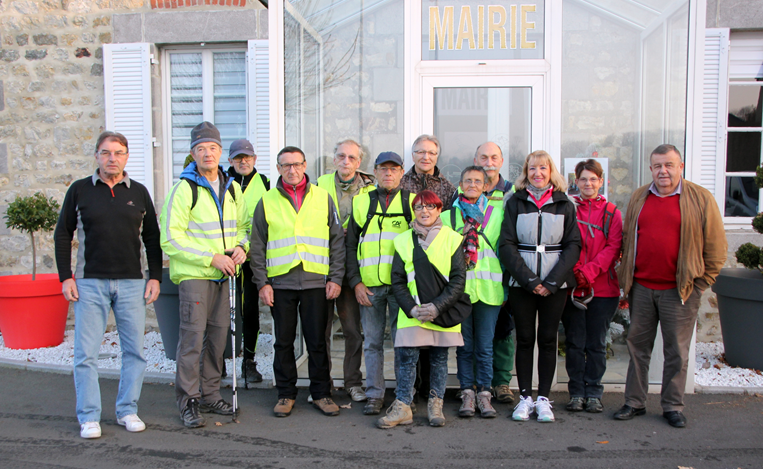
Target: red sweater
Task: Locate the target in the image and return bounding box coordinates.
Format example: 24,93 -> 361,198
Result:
634,193 -> 680,290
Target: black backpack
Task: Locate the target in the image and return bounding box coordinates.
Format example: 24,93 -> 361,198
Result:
359,189 -> 413,237
186,179 -> 236,211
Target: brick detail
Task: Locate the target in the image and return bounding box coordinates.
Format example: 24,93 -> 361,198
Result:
150,0 -> 245,8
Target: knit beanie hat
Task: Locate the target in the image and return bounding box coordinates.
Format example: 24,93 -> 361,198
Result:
190,121 -> 222,149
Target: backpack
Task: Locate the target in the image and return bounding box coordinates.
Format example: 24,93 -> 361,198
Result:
359,190 -> 413,237
186,178 -> 236,211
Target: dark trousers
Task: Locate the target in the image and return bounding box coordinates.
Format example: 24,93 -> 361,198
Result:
561,296 -> 619,399
509,287 -> 568,398
625,283 -> 701,412
323,284 -> 363,388
272,288 -> 331,400
237,261 -> 261,361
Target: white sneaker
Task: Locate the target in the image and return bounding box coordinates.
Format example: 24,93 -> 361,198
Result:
307,395 -> 313,403
535,396 -> 555,422
512,396 -> 534,421
117,414 -> 146,432
348,386 -> 368,402
80,421 -> 101,439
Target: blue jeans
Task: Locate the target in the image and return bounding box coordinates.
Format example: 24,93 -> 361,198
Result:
561,296 -> 619,399
358,285 -> 399,400
73,279 -> 147,424
456,301 -> 500,391
395,346 -> 448,405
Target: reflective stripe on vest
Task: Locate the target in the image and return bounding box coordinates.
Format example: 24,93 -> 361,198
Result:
442,199 -> 505,305
317,172 -> 373,229
262,186 -> 331,277
392,226 -> 464,333
352,190 -> 415,287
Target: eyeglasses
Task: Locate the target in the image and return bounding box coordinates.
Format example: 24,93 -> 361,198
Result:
577,177 -> 601,184
335,154 -> 359,163
99,150 -> 127,158
413,150 -> 438,157
279,161 -> 306,170
462,179 -> 484,187
375,166 -> 401,173
413,203 -> 438,211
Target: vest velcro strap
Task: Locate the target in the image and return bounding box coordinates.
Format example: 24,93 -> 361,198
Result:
518,243 -> 562,253
359,254 -> 395,268
466,270 -> 503,282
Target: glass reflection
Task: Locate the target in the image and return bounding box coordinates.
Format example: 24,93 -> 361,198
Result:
725,176 -> 759,217
728,85 -> 762,127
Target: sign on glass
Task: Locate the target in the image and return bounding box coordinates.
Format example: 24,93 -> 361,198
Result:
422,0 -> 544,60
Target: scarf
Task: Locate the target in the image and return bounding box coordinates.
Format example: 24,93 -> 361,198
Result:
455,194 -> 487,270
527,183 -> 553,207
411,217 -> 443,250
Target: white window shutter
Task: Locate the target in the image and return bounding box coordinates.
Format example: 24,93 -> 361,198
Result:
699,29 -> 729,203
103,43 -> 154,198
247,39 -> 271,179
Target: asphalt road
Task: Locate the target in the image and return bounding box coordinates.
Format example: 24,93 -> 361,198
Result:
0,367 -> 761,469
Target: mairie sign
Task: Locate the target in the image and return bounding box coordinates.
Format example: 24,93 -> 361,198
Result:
421,1 -> 544,60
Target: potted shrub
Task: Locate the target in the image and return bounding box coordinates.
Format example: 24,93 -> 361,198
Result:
711,166 -> 763,371
0,192 -> 70,349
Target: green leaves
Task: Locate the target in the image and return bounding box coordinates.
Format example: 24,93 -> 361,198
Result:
4,192 -> 60,235
735,242 -> 763,272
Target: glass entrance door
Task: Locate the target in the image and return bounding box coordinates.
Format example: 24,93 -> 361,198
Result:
421,76 -> 545,186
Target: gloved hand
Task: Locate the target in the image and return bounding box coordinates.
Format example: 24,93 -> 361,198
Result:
417,303 -> 439,323
410,305 -> 425,321
574,269 -> 590,289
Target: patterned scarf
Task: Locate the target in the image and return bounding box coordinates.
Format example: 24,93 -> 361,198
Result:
455,194 -> 487,270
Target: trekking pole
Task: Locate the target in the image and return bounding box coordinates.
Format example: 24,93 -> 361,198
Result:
228,262 -> 239,423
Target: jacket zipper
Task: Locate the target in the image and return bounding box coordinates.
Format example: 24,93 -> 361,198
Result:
536,207 -> 542,277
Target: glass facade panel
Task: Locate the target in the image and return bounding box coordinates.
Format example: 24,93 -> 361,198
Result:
725,176 -> 759,217
213,51 -> 247,156
726,131 -> 762,172
433,87 -> 531,185
728,85 -> 762,128
170,53 -> 203,179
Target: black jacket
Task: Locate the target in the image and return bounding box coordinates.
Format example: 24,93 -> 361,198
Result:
499,189 -> 581,294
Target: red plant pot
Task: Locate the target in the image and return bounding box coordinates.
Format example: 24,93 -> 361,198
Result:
0,273 -> 69,349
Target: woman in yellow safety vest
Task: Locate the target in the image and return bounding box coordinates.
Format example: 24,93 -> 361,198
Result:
376,191 -> 466,429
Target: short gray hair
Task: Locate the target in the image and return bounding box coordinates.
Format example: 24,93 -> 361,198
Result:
412,134 -> 440,154
460,165 -> 488,183
334,138 -> 364,160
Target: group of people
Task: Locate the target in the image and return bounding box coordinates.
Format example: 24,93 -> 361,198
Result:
54,121 -> 726,439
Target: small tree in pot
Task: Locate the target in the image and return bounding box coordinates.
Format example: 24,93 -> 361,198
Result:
3,192 -> 60,280
735,166 -> 763,272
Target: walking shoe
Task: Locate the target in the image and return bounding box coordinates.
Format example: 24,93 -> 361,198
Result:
117,414 -> 146,432
307,395 -> 313,403
364,398 -> 384,415
476,391 -> 497,418
613,404 -> 646,420
585,397 -> 603,413
512,395 -> 534,421
313,397 -> 340,416
181,398 -> 206,428
535,396 -> 555,422
200,399 -> 235,415
427,390 -> 445,427
348,386 -> 368,402
80,421 -> 101,439
243,359 -> 263,384
566,396 -> 585,412
376,399 -> 413,429
458,389 -> 476,417
493,384 -> 515,404
663,411 -> 687,428
273,398 -> 295,417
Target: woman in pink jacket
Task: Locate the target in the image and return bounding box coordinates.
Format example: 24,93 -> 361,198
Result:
562,159 -> 623,414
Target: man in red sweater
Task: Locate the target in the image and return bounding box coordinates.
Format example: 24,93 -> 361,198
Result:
614,144 -> 727,428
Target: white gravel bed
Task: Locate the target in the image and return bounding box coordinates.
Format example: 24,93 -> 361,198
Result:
0,330 -> 274,381
694,341 -> 763,388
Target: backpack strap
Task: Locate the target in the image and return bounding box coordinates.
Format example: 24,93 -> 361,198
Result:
360,191 -> 380,237
603,202 -> 616,239
361,190 -> 412,237
401,190 -> 412,225
186,178 -> 236,211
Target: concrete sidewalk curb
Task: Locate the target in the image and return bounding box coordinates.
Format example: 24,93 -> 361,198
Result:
695,384 -> 763,395
0,357 -> 273,388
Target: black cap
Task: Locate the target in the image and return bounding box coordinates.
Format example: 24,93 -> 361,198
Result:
190,121 -> 221,149
229,139 -> 255,159
374,151 -> 403,167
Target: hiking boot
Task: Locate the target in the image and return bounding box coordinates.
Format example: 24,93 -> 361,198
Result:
348,386 -> 368,402
566,396 -> 585,412
535,396 -> 555,422
117,414 -> 146,432
364,398 -> 384,415
458,389 -> 476,418
376,399 -> 413,429
493,384 -> 515,404
313,397 -> 340,416
512,396 -> 534,421
80,421 -> 101,439
476,391 -> 497,418
181,398 -> 206,428
274,398 -> 295,417
243,359 -> 263,384
200,399 -> 234,415
585,397 -> 603,413
427,390 -> 445,427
